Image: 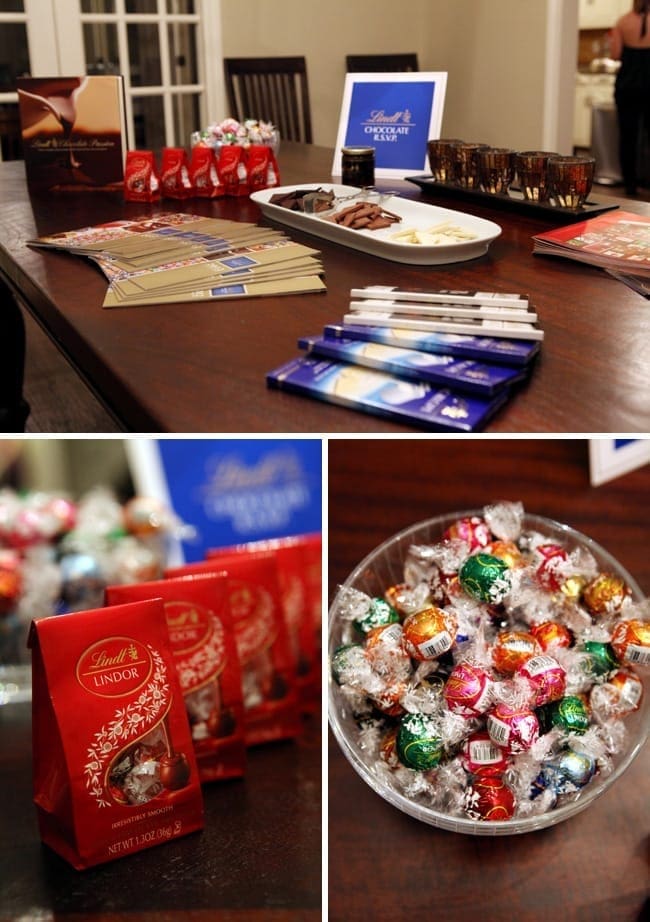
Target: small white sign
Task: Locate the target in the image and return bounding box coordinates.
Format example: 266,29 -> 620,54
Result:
589,438 -> 650,486
332,72 -> 447,179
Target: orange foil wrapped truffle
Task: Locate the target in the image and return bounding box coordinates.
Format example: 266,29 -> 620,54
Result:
610,619 -> 650,667
582,573 -> 631,616
492,630 -> 541,675
484,540 -> 524,569
402,606 -> 458,660
530,620 -> 573,651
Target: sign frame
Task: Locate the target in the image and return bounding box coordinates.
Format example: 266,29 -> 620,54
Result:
589,438 -> 650,486
332,71 -> 448,180
124,438 -> 323,564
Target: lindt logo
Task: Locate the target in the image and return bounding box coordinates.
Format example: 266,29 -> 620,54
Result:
76,636 -> 152,698
165,601 -> 211,654
228,581 -> 257,621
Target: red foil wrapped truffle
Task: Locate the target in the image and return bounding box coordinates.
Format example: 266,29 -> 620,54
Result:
464,774 -> 516,821
444,661 -> 493,717
517,653 -> 566,706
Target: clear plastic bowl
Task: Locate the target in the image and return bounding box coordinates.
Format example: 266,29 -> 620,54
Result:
328,511 -> 650,835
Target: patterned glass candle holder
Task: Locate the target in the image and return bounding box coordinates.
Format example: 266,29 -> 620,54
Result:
452,142 -> 488,189
547,154 -> 595,209
514,150 -> 555,202
478,147 -> 516,195
427,138 -> 464,182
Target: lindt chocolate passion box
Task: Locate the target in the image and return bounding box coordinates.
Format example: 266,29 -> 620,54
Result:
105,573 -> 246,782
167,550 -> 301,746
29,598 -> 204,870
208,533 -> 323,711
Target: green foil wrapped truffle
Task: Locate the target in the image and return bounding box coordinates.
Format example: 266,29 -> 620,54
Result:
396,712 -> 444,771
550,695 -> 590,735
330,644 -> 365,685
459,553 -> 512,603
354,597 -> 399,635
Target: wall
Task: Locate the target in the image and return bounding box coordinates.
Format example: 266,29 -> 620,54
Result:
219,0 -> 578,154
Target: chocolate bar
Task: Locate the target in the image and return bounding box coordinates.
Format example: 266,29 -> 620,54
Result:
267,356 -> 509,432
324,323 -> 540,367
298,335 -> 527,396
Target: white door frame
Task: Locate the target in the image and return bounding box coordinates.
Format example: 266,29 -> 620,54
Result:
1,0 -> 225,156
543,0 -> 580,154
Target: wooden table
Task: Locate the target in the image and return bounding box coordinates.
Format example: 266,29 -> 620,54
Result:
0,700 -> 321,920
328,439 -> 649,922
1,144 -> 649,433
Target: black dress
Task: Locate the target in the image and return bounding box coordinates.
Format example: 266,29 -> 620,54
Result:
614,45 -> 650,192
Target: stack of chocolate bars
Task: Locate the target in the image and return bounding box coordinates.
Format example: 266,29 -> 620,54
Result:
267,287 -> 544,432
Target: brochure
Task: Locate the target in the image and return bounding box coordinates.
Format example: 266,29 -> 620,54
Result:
28,213 -> 325,307
532,209 -> 650,277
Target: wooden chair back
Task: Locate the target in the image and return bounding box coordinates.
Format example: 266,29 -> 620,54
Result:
345,53 -> 419,72
223,56 -> 313,143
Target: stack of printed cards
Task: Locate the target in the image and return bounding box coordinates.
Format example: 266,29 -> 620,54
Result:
28,212 -> 326,307
266,287 -> 542,432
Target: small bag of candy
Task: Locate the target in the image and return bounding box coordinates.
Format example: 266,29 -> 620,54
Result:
123,150 -> 161,202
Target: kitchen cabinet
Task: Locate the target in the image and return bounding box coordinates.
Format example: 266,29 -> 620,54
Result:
579,0 -> 630,29
574,72 -> 616,148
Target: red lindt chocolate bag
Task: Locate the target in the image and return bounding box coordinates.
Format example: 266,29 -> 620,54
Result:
166,550 -> 301,746
189,145 -> 224,198
160,147 -> 193,199
208,532 -> 322,712
105,573 -> 246,783
123,150 -> 161,202
29,598 -> 203,870
217,145 -> 249,196
296,531 -> 322,707
245,144 -> 281,193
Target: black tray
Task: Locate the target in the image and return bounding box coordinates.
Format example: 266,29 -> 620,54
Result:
405,174 -> 619,224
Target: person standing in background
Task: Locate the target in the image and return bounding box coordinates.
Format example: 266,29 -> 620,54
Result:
610,0 -> 650,195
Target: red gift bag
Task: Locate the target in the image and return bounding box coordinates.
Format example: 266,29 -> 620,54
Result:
167,550 -> 301,746
29,598 -> 204,869
106,572 -> 246,783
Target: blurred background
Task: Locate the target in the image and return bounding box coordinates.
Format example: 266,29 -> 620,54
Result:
0,436 -> 322,678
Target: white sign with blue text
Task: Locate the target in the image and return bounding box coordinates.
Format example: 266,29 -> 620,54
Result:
332,72 -> 447,179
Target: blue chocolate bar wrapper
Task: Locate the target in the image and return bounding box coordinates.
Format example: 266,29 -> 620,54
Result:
298,335 -> 527,396
266,356 -> 509,432
324,323 -> 540,367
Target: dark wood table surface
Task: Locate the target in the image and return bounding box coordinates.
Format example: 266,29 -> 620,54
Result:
0,702 -> 320,921
328,439 -> 649,922
1,145 -> 650,433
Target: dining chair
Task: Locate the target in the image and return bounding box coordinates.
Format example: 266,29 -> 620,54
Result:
223,56 -> 313,144
345,53 -> 420,72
